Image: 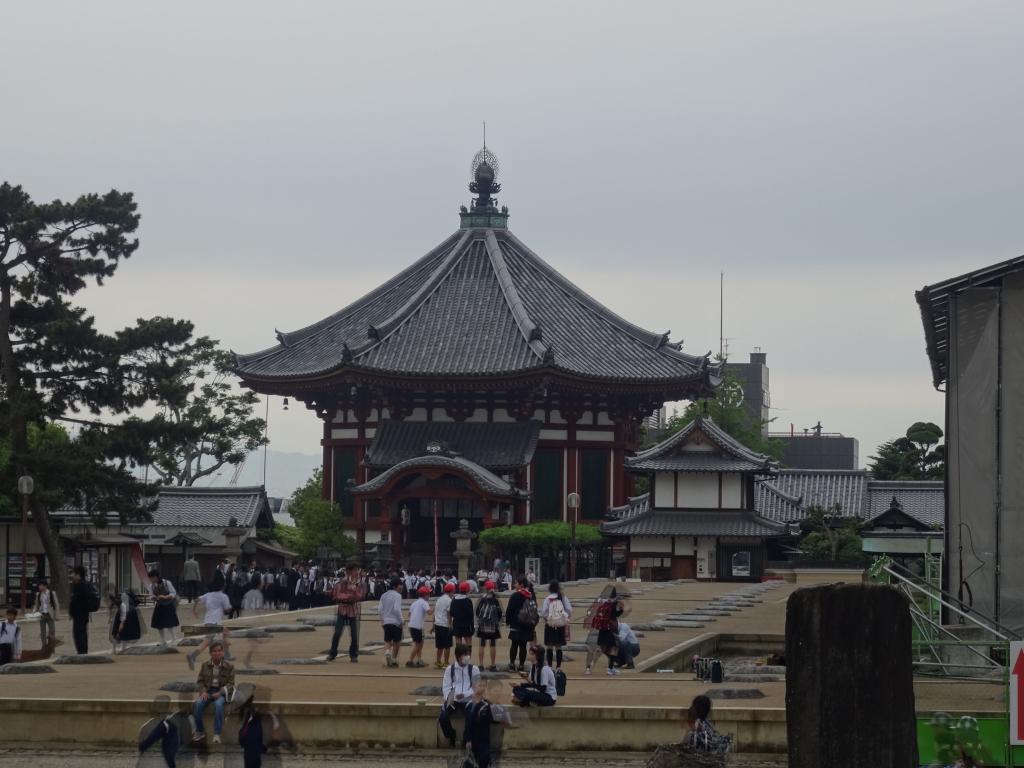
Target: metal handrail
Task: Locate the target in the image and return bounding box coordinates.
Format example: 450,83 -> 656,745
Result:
879,560 -> 1021,641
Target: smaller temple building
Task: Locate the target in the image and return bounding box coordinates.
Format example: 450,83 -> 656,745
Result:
602,415 -> 790,581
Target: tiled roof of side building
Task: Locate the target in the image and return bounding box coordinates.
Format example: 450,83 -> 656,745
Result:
606,493 -> 650,521
235,228 -> 717,388
626,415 -> 777,473
364,420 -> 540,471
865,480 -> 944,527
150,486 -> 271,529
916,254 -> 1024,388
756,469 -> 868,522
601,510 -> 788,538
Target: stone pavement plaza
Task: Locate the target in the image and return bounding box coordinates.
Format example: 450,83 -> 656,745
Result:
0,578 -> 1002,713
0,577 -> 1004,761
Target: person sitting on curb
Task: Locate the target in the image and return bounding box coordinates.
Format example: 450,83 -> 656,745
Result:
379,576 -> 404,668
511,644 -> 557,707
186,586 -> 233,671
192,640 -> 235,744
683,694 -> 732,752
438,643 -> 478,748
0,607 -> 23,664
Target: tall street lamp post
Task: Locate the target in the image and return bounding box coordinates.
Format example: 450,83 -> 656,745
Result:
567,492 -> 580,581
18,475 -> 34,610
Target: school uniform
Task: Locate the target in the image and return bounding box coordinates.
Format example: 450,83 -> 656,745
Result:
238,711 -> 268,768
541,593 -> 572,647
450,594 -> 474,638
0,619 -> 22,664
462,698 -> 499,768
438,660 -> 478,744
408,597 -> 430,644
512,663 -> 557,707
475,595 -> 503,643
111,591 -> 143,646
149,579 -> 180,630
138,716 -> 180,767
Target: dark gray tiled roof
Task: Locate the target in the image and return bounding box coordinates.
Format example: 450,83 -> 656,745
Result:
607,494 -> 650,521
626,416 -> 777,473
917,254 -> 1024,388
865,481 -> 944,527
365,420 -> 540,471
236,228 -> 715,386
150,486 -> 272,529
351,455 -> 527,500
602,509 -> 787,538
756,470 -> 868,522
608,476 -> 945,532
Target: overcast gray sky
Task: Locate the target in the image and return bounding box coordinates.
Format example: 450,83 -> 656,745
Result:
4,2 -> 1023,481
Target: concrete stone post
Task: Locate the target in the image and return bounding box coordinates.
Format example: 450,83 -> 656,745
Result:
450,519 -> 476,582
786,583 -> 918,768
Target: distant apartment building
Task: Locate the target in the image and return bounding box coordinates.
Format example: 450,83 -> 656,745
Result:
725,350 -> 858,470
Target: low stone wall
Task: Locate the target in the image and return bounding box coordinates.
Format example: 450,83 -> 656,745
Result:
0,697 -> 789,754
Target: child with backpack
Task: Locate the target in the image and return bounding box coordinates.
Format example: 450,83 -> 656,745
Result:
504,576 -> 538,672
511,644 -> 557,707
540,580 -> 572,671
475,580 -> 503,672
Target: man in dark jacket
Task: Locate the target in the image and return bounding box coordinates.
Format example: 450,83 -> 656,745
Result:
68,565 -> 91,654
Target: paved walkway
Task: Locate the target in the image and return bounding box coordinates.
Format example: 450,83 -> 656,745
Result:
1,578 -> 1004,714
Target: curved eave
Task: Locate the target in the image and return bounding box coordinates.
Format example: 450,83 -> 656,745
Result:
234,360 -> 715,395
349,455 -> 528,500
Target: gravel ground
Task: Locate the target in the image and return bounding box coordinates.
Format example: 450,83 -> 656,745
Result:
0,747 -> 787,767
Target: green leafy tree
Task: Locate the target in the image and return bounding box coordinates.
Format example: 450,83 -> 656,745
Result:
662,371 -> 783,459
145,340 -> 267,486
869,422 -> 944,480
0,182 -> 195,601
799,504 -> 865,563
288,468 -> 357,559
479,521 -> 602,557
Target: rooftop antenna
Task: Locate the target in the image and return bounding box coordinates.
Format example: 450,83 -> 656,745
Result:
483,120 -> 487,149
719,272 -> 724,362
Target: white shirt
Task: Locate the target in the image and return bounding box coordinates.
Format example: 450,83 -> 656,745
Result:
442,661 -> 477,703
618,623 -> 638,645
541,593 -> 573,619
198,592 -> 232,625
378,590 -> 404,627
409,597 -> 430,630
148,579 -> 177,599
533,665 -> 558,700
434,594 -> 452,627
0,620 -> 22,660
40,592 -> 51,615
242,589 -> 264,611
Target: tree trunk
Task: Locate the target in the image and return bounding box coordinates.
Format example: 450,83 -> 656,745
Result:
32,501 -> 70,607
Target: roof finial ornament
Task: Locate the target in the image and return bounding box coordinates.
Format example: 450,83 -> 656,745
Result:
470,143 -> 501,213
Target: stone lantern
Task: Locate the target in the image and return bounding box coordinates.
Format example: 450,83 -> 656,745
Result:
450,518 -> 477,582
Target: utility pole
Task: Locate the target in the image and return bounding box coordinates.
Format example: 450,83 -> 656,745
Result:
18,475 -> 34,610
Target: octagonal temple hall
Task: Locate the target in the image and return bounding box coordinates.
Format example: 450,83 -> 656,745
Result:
234,147 -> 721,568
